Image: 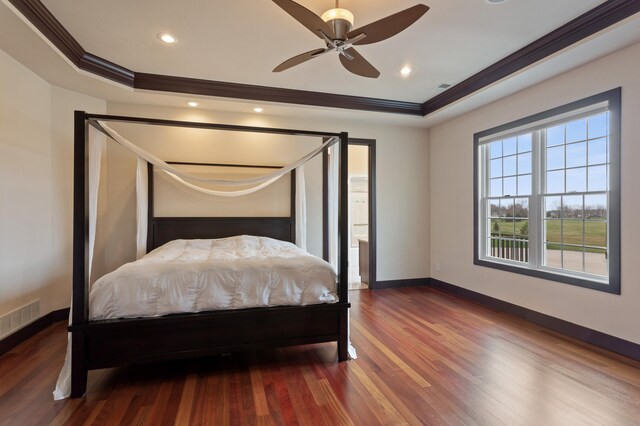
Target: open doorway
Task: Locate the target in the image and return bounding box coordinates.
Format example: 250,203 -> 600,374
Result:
348,145 -> 369,289
324,139 -> 376,290
349,139 -> 376,290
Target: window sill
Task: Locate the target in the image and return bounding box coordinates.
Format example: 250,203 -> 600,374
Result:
474,257 -> 619,294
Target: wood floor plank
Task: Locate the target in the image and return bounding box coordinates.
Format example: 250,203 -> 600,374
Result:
249,366 -> 270,417
351,320 -> 431,388
174,371 -> 197,425
1,287 -> 640,425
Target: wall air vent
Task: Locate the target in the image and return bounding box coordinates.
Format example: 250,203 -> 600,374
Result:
0,300 -> 40,338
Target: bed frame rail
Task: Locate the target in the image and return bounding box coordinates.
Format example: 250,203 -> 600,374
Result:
69,303 -> 348,370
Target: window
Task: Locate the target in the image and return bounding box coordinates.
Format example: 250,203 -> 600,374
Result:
474,89 -> 620,293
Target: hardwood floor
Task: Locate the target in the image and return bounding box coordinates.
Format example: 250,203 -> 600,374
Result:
1,288 -> 640,425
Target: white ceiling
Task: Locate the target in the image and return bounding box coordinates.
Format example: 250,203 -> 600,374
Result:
2,0 -> 640,128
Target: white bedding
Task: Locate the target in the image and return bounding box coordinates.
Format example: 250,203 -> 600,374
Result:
89,235 -> 337,320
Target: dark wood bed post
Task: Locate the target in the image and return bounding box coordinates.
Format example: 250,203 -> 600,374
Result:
338,132 -> 349,361
70,110 -> 89,397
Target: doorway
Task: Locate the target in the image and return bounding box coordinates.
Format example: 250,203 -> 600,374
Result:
323,139 -> 376,290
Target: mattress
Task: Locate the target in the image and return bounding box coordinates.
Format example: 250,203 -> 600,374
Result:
89,235 -> 337,320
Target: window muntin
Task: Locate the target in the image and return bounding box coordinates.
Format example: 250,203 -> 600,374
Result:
474,89 -> 620,293
486,133 -> 532,264
539,111 -> 610,278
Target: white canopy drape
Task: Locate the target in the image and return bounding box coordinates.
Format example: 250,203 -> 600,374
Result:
96,121 -> 335,190
295,165 -> 307,251
135,157 -> 148,260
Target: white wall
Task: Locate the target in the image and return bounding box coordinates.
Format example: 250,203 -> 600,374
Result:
103,103 -> 430,282
0,48 -> 105,323
0,49 -> 53,317
429,42 -> 640,344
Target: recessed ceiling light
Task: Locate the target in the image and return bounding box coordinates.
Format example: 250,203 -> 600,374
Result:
399,66 -> 413,77
486,0 -> 509,4
187,101 -> 199,107
253,107 -> 263,113
157,33 -> 178,44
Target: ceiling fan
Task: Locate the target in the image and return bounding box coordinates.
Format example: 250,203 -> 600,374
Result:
272,0 -> 429,78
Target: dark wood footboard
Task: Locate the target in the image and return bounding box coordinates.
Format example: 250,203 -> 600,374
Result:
69,302 -> 349,397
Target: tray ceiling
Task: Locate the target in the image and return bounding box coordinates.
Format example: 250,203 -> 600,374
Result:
0,0 -> 640,127
41,0 -> 605,103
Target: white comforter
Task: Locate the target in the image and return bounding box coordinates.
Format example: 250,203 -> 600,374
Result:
89,235 -> 337,320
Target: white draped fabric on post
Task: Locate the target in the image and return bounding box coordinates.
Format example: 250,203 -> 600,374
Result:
53,126 -> 105,400
54,121 -> 352,399
295,165 -> 307,251
136,157 -> 148,260
327,145 -> 339,270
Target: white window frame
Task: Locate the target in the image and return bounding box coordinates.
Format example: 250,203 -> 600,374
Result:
473,89 -> 621,294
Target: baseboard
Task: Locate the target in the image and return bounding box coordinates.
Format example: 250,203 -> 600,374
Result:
430,279 -> 640,362
374,278 -> 431,289
0,307 -> 70,357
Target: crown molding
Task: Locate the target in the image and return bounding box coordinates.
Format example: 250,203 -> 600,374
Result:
8,0 -> 640,117
134,73 -> 423,115
7,0 -> 420,115
8,0 -> 134,85
421,0 -> 640,115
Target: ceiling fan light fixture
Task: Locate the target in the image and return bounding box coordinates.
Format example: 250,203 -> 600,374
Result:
321,8 -> 354,26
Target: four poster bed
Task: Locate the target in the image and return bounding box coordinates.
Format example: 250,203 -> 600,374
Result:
67,111 -> 350,398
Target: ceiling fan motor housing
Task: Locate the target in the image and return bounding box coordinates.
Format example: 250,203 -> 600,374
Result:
326,18 -> 352,41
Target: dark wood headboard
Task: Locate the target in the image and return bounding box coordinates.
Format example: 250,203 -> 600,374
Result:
148,217 -> 295,251
146,162 -> 296,251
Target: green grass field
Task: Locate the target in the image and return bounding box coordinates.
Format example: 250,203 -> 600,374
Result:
491,219 -> 606,252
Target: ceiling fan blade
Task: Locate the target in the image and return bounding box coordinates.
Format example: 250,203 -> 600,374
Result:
273,48 -> 328,72
272,0 -> 335,39
347,4 -> 429,45
338,48 -> 380,78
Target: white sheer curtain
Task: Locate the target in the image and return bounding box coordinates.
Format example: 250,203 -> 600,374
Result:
97,121 -> 335,188
88,127 -> 105,281
53,126 -> 104,400
165,171 -> 282,197
136,158 -> 148,260
327,145 -> 339,270
295,165 -> 307,250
